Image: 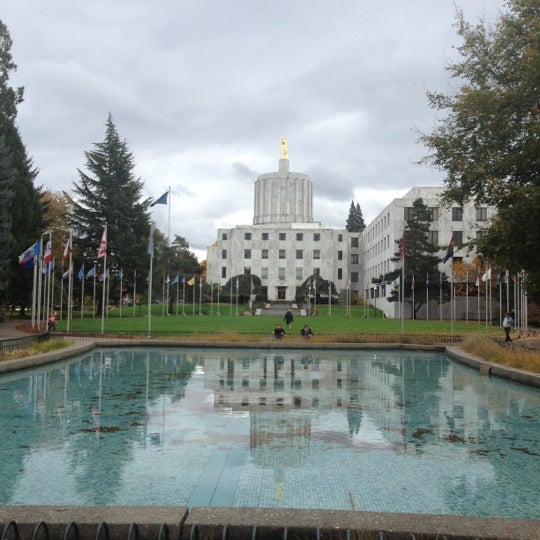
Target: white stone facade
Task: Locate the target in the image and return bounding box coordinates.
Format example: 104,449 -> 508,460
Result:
363,186 -> 497,318
206,156 -> 362,302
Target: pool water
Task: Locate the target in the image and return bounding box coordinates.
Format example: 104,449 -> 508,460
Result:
0,347 -> 538,518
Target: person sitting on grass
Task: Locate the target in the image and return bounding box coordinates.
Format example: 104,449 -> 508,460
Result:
273,323 -> 285,340
301,324 -> 313,339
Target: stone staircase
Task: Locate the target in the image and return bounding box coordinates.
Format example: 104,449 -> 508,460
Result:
255,301 -> 306,317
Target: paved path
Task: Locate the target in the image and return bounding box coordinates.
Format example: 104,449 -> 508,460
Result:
0,320 -> 36,338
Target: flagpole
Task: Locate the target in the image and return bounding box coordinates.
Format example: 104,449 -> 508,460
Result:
60,261 -> 64,323
132,269 -> 136,318
119,269 -> 123,318
192,276 -> 196,316
147,225 -> 154,337
210,282 -> 214,316
67,244 -> 73,330
80,266 -> 85,319
466,269 -> 469,324
175,278 -> 179,316
199,275 -> 203,316
235,277 -> 239,316
217,281 -> 221,316
182,277 -> 186,316
31,251 -> 38,329
92,263 -> 96,319
439,272 -> 442,322
100,224 -> 107,334
477,270 -> 480,323
426,273 -> 429,321
328,281 -> 331,316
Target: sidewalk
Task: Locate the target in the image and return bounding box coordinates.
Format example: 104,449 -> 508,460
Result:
0,319 -> 37,339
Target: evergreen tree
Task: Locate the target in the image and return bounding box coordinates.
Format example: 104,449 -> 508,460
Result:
420,0 -> 540,296
373,198 -> 446,319
345,200 -> 365,232
0,19 -> 43,312
70,114 -> 152,306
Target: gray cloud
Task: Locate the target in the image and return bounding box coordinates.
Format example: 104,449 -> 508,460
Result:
2,0 -> 505,259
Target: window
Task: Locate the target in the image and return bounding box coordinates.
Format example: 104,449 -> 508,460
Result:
296,232 -> 303,241
476,229 -> 488,240
452,207 -> 463,221
244,249 -> 251,259
428,231 -> 438,246
221,267 -> 227,278
313,233 -> 320,241
351,272 -> 359,283
453,231 -> 463,244
278,267 -> 286,280
295,267 -> 303,280
279,249 -> 286,259
337,250 -> 343,261
261,267 -> 268,279
338,234 -> 343,242
476,207 -> 488,221
351,237 -> 359,248
296,249 -> 303,259
244,232 -> 251,240
221,249 -> 227,259
221,232 -> 227,240
429,207 -> 439,221
351,254 -> 359,264
262,232 -> 269,241
279,232 -> 286,241
338,268 -> 343,280
313,267 -> 320,276
262,249 -> 268,259
313,250 -> 320,260
244,266 -> 251,275
404,207 -> 413,221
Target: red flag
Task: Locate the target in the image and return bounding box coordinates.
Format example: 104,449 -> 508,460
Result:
399,230 -> 406,260
97,226 -> 107,258
43,239 -> 52,266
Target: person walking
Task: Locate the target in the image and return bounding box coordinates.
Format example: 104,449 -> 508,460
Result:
502,312 -> 513,343
284,308 -> 294,329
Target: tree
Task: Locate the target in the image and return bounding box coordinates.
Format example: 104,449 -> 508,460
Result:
0,19 -> 43,312
69,114 -> 152,306
420,0 -> 540,296
345,200 -> 365,232
373,198 -> 446,318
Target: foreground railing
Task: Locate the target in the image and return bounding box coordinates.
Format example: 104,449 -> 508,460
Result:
1,506 -> 535,540
58,331 -> 464,347
0,333 -> 49,361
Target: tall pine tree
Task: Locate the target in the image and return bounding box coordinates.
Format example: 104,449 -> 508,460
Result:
70,114 -> 152,304
373,198 -> 446,319
0,19 -> 43,312
345,200 -> 365,232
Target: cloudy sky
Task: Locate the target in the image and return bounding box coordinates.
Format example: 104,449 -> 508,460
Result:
2,0 -> 504,259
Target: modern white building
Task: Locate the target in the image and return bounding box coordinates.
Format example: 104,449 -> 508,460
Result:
206,148 -> 363,302
363,186 -> 497,318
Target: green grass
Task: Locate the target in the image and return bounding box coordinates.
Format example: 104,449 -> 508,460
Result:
58,303 -> 500,337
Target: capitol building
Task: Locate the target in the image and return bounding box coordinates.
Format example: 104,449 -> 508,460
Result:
205,141 -> 362,303
206,142 -> 495,318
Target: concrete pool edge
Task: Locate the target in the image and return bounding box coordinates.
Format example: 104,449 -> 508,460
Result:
1,505 -> 539,540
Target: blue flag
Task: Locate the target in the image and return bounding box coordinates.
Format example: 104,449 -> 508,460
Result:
86,266 -> 96,278
171,274 -> 179,285
78,264 -> 85,281
150,190 -> 168,207
18,240 -> 41,268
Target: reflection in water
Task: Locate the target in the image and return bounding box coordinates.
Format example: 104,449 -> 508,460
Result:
0,347 -> 538,518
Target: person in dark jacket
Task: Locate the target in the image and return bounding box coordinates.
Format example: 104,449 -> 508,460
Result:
284,308 -> 294,329
273,323 -> 285,340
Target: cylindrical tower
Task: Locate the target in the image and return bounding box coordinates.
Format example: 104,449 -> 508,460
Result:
253,156 -> 313,225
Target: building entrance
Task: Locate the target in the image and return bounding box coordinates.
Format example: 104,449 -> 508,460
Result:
277,287 -> 286,300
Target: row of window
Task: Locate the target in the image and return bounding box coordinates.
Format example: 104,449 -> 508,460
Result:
403,206 -> 488,222
222,249 -> 360,262
220,266 -> 359,282
222,231 -> 332,242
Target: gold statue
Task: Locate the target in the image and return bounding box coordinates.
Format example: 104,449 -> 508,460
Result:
281,137 -> 288,159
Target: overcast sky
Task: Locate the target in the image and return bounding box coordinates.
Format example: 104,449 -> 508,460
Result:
2,0 -> 504,259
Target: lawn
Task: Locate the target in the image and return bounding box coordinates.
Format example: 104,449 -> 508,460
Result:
56,303 -> 501,339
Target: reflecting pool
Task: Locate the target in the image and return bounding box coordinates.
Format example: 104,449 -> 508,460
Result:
0,347 -> 538,518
